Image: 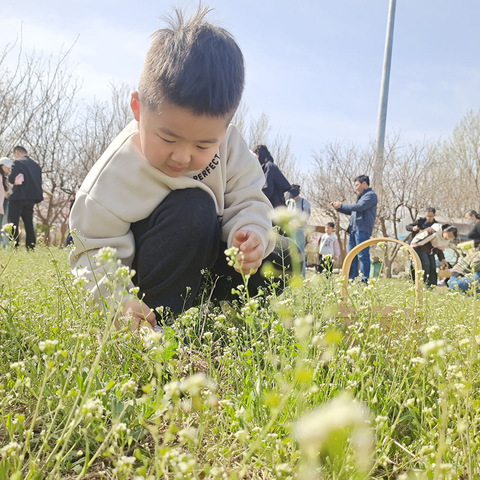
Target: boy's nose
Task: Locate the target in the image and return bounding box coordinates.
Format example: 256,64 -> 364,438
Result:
171,148 -> 191,165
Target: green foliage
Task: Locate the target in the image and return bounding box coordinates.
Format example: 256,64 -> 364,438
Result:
1,246 -> 480,478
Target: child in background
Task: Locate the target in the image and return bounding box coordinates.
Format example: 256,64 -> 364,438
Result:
448,246 -> 480,294
410,223 -> 457,287
69,7 -> 295,330
316,222 -> 340,274
410,223 -> 457,250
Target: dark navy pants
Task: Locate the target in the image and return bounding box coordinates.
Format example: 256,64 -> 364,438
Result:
8,200 -> 36,249
130,188 -> 295,315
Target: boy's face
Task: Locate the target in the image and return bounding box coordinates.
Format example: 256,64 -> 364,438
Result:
131,92 -> 228,177
325,225 -> 334,235
442,231 -> 455,240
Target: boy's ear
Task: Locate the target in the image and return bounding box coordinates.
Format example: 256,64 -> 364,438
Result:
130,91 -> 141,122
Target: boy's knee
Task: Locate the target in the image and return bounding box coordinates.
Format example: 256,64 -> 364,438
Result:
153,188 -> 217,227
176,188 -> 217,232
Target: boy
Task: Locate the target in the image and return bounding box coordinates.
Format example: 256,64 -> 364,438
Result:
69,7 -> 289,329
316,222 -> 340,274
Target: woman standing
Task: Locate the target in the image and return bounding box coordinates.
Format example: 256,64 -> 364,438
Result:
0,157 -> 13,245
0,157 -> 13,224
465,210 -> 480,247
253,145 -> 291,209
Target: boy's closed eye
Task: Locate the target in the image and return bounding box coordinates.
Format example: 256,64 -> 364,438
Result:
159,136 -> 175,144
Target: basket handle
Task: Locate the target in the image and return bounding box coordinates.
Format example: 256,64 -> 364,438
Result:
340,237 -> 423,310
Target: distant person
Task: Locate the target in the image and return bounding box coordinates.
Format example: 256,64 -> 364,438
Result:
253,144 -> 291,208
316,221 -> 340,275
8,146 -> 43,249
465,209 -> 480,248
65,197 -> 75,246
406,207 -> 437,241
69,7 -> 296,331
330,175 -> 377,281
0,157 -> 13,227
285,184 -> 310,276
406,207 -> 438,282
410,223 -> 457,287
448,244 -> 480,294
0,157 -> 14,247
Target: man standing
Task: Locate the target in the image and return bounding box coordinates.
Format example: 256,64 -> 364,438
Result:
330,175 -> 378,281
8,146 -> 43,249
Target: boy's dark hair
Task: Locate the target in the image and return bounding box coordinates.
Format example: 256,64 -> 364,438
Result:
425,207 -> 436,214
13,146 -> 27,155
253,145 -> 274,164
138,6 -> 245,119
326,222 -> 335,229
354,175 -> 370,185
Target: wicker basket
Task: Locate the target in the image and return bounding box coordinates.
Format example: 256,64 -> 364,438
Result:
338,237 -> 423,319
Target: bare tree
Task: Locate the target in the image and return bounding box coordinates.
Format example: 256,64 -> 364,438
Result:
435,108 -> 480,217
307,135 -> 441,275
306,141 -> 372,258
233,105 -> 302,184
0,35 -> 134,246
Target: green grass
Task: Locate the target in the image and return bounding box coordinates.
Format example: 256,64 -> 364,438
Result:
1,245 -> 480,479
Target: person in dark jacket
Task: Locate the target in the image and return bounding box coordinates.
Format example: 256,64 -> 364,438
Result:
406,207 -> 437,239
330,175 -> 378,281
465,209 -> 480,248
8,145 -> 43,249
405,207 -> 438,285
253,145 -> 291,208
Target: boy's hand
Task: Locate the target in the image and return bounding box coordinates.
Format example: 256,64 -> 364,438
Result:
120,298 -> 156,331
232,230 -> 264,274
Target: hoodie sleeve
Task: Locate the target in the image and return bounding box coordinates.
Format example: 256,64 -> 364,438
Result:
220,126 -> 275,256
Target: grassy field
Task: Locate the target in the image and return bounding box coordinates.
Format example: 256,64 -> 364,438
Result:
0,244 -> 479,479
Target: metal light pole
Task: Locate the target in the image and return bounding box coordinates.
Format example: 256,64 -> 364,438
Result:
373,0 -> 396,200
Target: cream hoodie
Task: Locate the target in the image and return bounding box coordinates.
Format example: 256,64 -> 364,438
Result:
69,120 -> 275,307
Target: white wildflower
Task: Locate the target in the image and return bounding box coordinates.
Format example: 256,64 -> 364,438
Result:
178,427 -> 198,443
271,206 -> 309,232
420,339 -> 446,357
38,339 -> 59,354
294,315 -> 313,341
234,429 -> 249,442
180,373 -> 216,395
294,392 -> 373,470
163,380 -> 181,397
346,346 -> 361,357
0,441 -> 22,458
80,397 -> 104,420
119,379 -> 137,395
94,246 -> 118,266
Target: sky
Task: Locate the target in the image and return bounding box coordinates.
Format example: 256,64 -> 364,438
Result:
2,0 -> 480,173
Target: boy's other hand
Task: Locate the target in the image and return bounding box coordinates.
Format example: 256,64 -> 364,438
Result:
232,230 -> 264,274
121,298 -> 156,331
